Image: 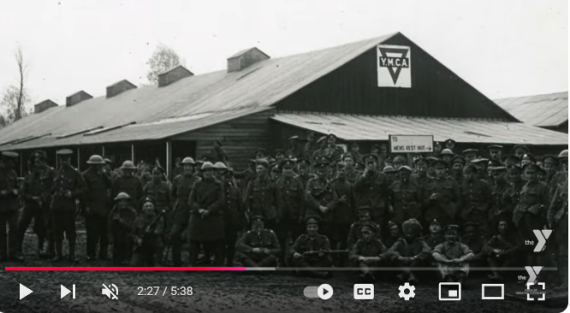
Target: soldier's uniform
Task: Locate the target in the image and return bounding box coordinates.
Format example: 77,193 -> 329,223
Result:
422,219 -> 444,249
235,216 -> 280,267
130,197 -> 165,267
19,151 -> 55,257
354,154 -> 390,227
432,225 -> 474,282
486,222 -> 523,281
111,161 -> 144,210
384,220 -> 402,249
82,155 -> 112,261
305,158 -> 338,245
187,162 -> 225,266
143,178 -> 171,214
459,165 -> 492,238
0,151 -> 21,261
488,166 -> 510,229
390,166 -> 422,225
108,192 -> 137,265
290,217 -> 333,277
547,172 -> 568,288
423,160 -> 460,227
349,224 -> 389,282
450,155 -> 466,183
297,158 -> 316,189
461,223 -> 488,268
169,157 -> 200,266
388,219 -> 431,283
51,149 -> 86,262
330,162 -> 355,250
244,160 -> 279,230
502,165 -> 525,224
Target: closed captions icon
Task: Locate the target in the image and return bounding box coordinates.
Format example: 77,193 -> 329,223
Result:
354,284 -> 374,300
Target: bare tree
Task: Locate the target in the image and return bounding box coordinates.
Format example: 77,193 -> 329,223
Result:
146,44 -> 184,84
1,46 -> 31,127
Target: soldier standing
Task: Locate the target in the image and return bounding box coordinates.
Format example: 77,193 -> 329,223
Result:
353,154 -> 390,228
108,192 -> 137,265
297,158 -> 315,189
19,151 -> 54,259
423,160 -> 460,227
111,161 -> 143,211
488,145 -> 503,162
290,216 -> 333,278
390,166 -> 422,225
187,162 -> 225,266
411,157 -> 431,193
143,167 -> 171,215
450,155 -> 466,183
513,145 -> 530,159
82,155 -> 112,261
244,159 -> 280,231
440,149 -> 454,165
547,152 -> 568,288
541,155 -> 560,191
305,157 -> 338,246
488,165 -> 509,229
217,163 -> 245,266
0,151 -> 21,261
51,149 -> 85,262
275,159 -> 305,264
462,149 -> 478,164
131,197 -> 165,266
235,215 -> 280,267
169,157 -> 199,266
330,161 -> 355,252
342,153 -> 362,184
458,165 -> 492,238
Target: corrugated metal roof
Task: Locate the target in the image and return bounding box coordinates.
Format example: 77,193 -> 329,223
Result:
0,33 -> 397,149
271,112 -> 568,145
494,92 -> 568,127
0,106 -> 272,151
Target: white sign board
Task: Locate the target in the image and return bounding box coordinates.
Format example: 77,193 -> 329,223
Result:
377,44 -> 412,88
389,135 -> 433,153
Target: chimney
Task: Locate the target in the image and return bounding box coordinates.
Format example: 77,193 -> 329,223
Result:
34,99 -> 58,114
158,65 -> 193,87
227,47 -> 269,73
66,91 -> 93,107
106,79 -> 137,98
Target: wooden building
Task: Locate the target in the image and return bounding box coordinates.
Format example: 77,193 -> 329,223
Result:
495,92 -> 568,133
0,32 -> 567,177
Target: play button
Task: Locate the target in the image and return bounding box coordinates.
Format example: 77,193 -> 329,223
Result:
317,284 -> 333,300
19,284 -> 33,300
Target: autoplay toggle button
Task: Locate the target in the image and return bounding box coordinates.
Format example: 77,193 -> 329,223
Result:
304,284 -> 334,300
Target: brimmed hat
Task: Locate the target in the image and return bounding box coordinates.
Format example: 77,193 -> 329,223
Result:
462,148 -> 478,155
254,159 -> 269,168
402,218 -> 422,233
280,158 -> 296,169
392,155 -> 407,164
182,157 -> 195,165
201,162 -> 215,171
488,145 -> 503,151
121,160 -> 136,170
362,154 -> 379,164
399,165 -> 413,172
114,192 -> 131,201
1,151 -> 18,158
305,216 -> 321,226
445,224 -> 460,234
558,150 -> 568,159
56,149 -> 73,156
440,149 -> 454,156
87,155 -> 105,165
297,158 -> 311,167
513,145 -> 530,154
214,162 -> 228,171
383,166 -> 396,174
451,155 -> 466,166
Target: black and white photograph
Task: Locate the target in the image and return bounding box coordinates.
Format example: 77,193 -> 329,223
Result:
0,1 -> 567,312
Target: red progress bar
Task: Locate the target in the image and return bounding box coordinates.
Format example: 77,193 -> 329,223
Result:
5,267 -> 247,271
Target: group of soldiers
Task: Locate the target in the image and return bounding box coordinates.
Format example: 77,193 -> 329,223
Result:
0,135 -> 567,287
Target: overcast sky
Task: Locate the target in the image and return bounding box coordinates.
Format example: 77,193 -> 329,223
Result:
0,0 -> 567,106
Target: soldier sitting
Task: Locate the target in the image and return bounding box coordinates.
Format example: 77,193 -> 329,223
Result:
461,222 -> 489,269
349,224 -> 389,282
235,215 -> 280,267
384,220 -> 402,249
486,219 -> 522,282
131,197 -> 165,267
423,219 -> 445,250
291,216 -> 333,278
108,192 -> 137,266
346,206 -> 381,248
388,218 -> 431,283
432,225 -> 475,283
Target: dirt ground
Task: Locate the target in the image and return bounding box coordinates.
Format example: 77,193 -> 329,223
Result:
0,232 -> 567,313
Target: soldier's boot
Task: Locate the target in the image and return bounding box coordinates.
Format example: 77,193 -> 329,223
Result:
41,240 -> 55,259
68,240 -> 78,263
51,241 -> 63,262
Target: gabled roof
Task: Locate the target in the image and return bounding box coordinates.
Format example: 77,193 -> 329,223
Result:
0,33 -> 397,148
494,91 -> 568,127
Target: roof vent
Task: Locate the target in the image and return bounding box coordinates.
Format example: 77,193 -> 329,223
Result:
106,79 -> 137,98
34,99 -> 58,114
66,91 -> 93,107
158,65 -> 193,87
227,47 -> 269,73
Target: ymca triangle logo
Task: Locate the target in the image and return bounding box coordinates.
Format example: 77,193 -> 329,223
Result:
378,47 -> 410,84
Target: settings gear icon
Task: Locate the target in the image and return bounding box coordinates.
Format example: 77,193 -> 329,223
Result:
398,282 -> 416,301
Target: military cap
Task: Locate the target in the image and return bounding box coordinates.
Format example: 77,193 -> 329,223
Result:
141,196 -> 154,205
426,156 -> 440,165
558,149 -> 568,159
488,145 -> 503,151
213,162 -> 228,170
362,154 -> 379,164
445,224 -> 460,233
445,138 -> 456,146
87,155 -> 105,165
383,165 -> 396,174
522,162 -> 540,171
360,224 -> 377,233
254,159 -> 269,168
462,148 -> 478,155
451,155 -> 466,165
432,159 -> 449,168
181,157 -> 195,165
201,162 -> 215,171
440,149 -> 454,156
288,135 -> 299,141
471,158 -> 489,164
392,155 -> 407,164
521,154 -> 536,164
121,160 -> 136,170
399,165 -> 413,172
501,154 -> 521,163
541,154 -> 559,165
342,152 -> 356,161
430,219 -> 441,226
297,158 -> 311,167
314,156 -> 331,168
114,192 -> 131,201
280,158 -> 296,169
1,151 -> 18,158
305,216 -> 321,225
513,145 -> 530,154
56,149 -> 73,155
